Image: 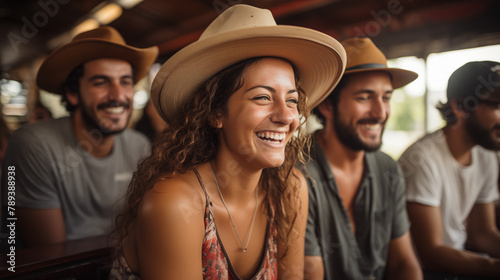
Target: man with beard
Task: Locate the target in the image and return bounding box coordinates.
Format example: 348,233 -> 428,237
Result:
398,61 -> 500,279
302,37 -> 422,280
1,26 -> 158,247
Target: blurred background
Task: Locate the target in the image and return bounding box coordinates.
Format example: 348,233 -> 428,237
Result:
1,0 -> 500,158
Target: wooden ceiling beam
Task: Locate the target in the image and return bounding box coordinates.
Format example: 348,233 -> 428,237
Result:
156,0 -> 337,56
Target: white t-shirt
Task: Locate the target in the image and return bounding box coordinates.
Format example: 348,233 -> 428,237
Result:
398,129 -> 499,250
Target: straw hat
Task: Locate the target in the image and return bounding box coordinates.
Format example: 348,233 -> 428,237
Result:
342,37 -> 417,89
151,4 -> 346,124
36,26 -> 159,94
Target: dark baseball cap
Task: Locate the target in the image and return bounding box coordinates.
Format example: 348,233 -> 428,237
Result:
447,61 -> 500,103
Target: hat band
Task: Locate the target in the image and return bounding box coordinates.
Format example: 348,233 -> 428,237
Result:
346,63 -> 387,71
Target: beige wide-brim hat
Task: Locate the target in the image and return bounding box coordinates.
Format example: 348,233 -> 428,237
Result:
342,37 -> 418,89
151,4 -> 346,124
36,26 -> 159,95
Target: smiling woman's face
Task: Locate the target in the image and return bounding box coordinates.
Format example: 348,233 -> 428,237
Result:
217,57 -> 300,170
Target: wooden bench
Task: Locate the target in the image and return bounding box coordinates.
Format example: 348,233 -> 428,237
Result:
0,235 -> 112,280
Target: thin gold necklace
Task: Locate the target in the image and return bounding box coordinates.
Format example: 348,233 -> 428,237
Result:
210,162 -> 258,253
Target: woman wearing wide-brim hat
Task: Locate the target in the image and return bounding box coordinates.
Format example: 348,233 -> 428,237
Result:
110,4 -> 346,279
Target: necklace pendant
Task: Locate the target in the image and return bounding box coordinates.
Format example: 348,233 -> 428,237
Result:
243,248 -> 247,253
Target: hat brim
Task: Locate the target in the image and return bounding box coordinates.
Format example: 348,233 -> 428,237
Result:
151,25 -> 346,124
37,39 -> 158,94
345,67 -> 418,89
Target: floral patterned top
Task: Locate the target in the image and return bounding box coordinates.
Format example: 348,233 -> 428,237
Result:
109,169 -> 278,280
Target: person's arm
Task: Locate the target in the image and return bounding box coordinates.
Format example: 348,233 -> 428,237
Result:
17,208 -> 66,246
408,202 -> 500,277
304,256 -> 324,280
135,174 -> 206,280
385,231 -> 422,280
384,162 -> 422,280
466,202 -> 500,258
277,169 -> 308,279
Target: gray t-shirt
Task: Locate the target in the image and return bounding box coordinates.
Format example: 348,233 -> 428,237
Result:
301,141 -> 410,280
1,117 -> 149,241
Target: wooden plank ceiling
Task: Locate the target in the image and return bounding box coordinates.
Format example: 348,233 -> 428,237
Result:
1,0 -> 499,79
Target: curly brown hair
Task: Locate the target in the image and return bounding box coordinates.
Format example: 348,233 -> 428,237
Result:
113,56 -> 311,258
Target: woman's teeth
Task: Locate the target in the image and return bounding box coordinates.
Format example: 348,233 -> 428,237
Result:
257,132 -> 286,141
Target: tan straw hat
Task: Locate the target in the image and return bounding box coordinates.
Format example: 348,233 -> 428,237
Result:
36,26 -> 159,95
151,4 -> 346,124
342,37 -> 417,89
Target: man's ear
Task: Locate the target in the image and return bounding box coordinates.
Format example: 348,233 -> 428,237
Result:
450,99 -> 468,120
317,99 -> 334,121
65,91 -> 79,107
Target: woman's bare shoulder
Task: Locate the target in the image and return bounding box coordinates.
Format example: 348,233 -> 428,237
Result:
138,169 -> 207,225
133,169 -> 207,279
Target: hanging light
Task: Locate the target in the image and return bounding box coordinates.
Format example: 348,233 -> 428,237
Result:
93,2 -> 123,25
115,0 -> 144,9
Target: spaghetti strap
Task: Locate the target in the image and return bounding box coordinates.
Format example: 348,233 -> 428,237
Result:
193,168 -> 210,207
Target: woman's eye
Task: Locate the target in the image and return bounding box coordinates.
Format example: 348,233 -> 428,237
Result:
253,95 -> 271,101
287,98 -> 299,104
